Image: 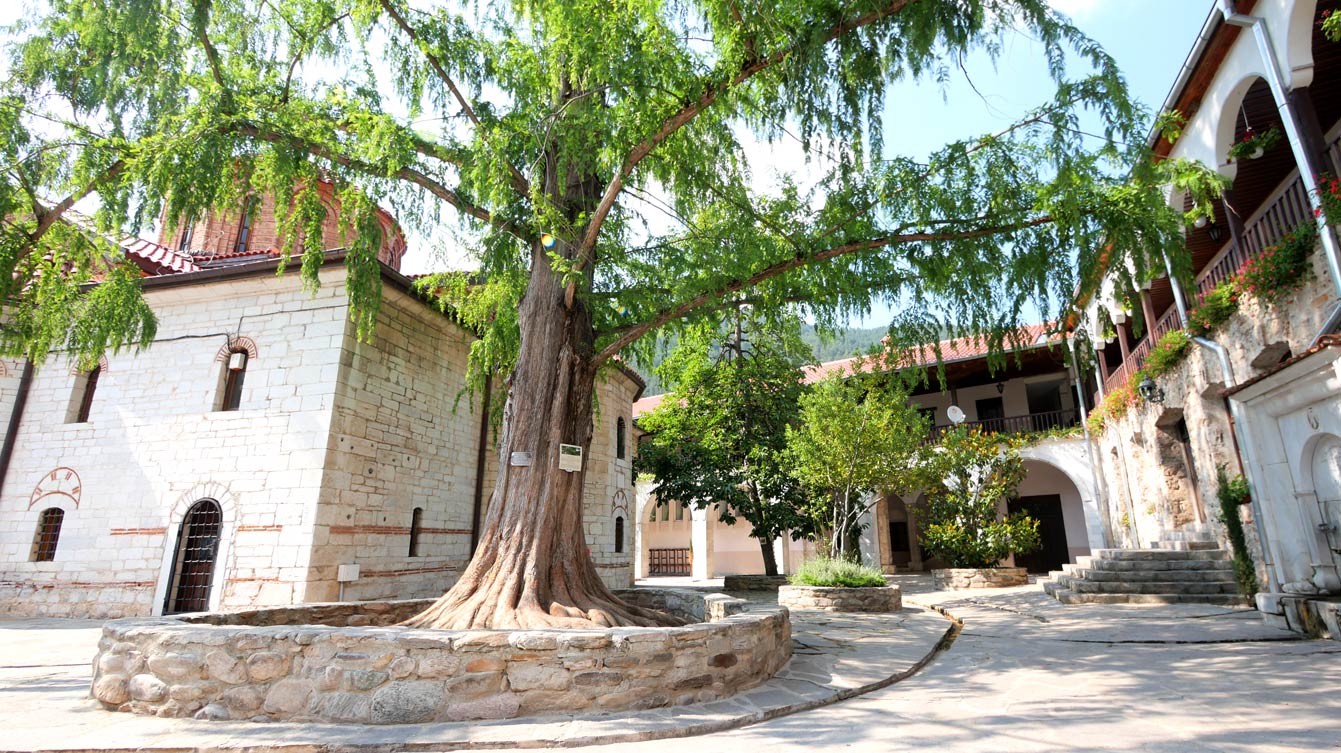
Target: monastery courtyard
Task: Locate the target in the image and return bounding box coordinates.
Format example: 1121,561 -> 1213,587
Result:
3,575 -> 1337,753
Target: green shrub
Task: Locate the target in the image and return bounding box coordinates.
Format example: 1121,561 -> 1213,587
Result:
1186,281 -> 1238,336
788,556 -> 886,588
1235,222 -> 1316,305
1216,466 -> 1258,597
914,428 -> 1040,568
1143,330 -> 1191,376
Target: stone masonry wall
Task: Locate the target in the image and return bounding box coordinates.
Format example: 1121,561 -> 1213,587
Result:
90,590 -> 790,723
778,585 -> 902,612
1093,241 -> 1337,561
932,567 -> 1028,589
309,285 -> 484,603
0,270 -> 351,618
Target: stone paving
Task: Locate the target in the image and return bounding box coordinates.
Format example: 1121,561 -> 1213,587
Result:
0,586 -> 951,753
3,576 -> 1339,752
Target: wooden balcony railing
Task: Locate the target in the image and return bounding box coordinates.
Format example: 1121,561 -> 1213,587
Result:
928,408 -> 1080,442
1101,128 -> 1341,397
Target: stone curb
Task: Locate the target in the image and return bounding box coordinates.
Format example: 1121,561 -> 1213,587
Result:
6,606 -> 956,753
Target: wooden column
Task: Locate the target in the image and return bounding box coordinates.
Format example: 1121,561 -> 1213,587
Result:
1139,290 -> 1158,340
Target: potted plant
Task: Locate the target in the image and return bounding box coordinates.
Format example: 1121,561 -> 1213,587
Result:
914,428 -> 1041,589
1227,125 -> 1282,162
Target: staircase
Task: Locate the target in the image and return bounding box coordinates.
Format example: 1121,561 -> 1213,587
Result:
1042,529 -> 1251,607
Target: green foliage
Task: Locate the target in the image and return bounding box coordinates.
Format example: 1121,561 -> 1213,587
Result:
2,0 -> 1214,397
638,311 -> 815,568
1187,281 -> 1239,337
1227,126 -> 1283,162
1325,9 -> 1341,42
1086,379 -> 1138,435
1215,466 -> 1258,597
787,368 -> 928,559
789,556 -> 886,588
1234,222 -> 1316,305
1142,329 -> 1191,377
913,428 -> 1038,568
1154,109 -> 1185,145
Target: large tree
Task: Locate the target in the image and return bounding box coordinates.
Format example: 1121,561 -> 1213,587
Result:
638,310 -> 812,576
1,0 -> 1212,628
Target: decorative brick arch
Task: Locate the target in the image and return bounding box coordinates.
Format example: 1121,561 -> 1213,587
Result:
68,354 -> 109,376
215,336 -> 259,363
611,489 -> 630,517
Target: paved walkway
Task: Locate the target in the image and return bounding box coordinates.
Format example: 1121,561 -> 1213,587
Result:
3,577 -> 1338,753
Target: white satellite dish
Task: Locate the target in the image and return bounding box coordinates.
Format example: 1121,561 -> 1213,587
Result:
946,405 -> 966,425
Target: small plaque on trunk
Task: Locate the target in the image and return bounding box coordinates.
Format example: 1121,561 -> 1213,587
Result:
509,451 -> 533,467
558,444 -> 583,472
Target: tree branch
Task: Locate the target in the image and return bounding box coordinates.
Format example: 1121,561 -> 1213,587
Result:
573,0 -> 916,271
590,215 -> 1054,367
29,159 -> 127,244
232,121 -> 519,237
378,0 -> 530,197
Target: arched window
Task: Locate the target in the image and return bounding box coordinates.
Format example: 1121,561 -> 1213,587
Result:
31,508 -> 64,561
165,499 -> 222,614
675,501 -> 685,521
219,350 -> 248,411
408,507 -> 423,557
616,417 -> 627,460
234,196 -> 258,253
649,503 -> 658,522
69,364 -> 101,423
614,516 -> 625,553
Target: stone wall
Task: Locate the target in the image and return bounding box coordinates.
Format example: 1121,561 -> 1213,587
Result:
777,585 -> 901,612
1092,241 -> 1337,560
932,567 -> 1028,589
89,589 -> 791,723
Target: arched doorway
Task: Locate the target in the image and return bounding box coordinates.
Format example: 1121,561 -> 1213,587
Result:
1011,459 -> 1093,574
164,499 -> 223,614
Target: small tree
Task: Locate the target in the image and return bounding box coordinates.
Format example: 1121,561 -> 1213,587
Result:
915,427 -> 1038,569
787,368 -> 927,560
638,311 -> 812,576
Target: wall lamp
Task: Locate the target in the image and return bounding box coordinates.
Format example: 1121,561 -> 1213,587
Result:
1137,375 -> 1165,404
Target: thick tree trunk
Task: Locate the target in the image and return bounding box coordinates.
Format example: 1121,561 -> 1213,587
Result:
403,104 -> 680,629
402,264 -> 679,629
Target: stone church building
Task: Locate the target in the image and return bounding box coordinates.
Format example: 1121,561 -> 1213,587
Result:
0,189 -> 640,618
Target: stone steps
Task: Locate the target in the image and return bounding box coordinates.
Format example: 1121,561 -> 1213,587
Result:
1040,537 -> 1251,608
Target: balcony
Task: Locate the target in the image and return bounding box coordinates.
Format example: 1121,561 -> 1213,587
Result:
928,408 -> 1080,442
1098,129 -> 1341,397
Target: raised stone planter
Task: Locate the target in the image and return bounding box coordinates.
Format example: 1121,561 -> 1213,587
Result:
932,567 -> 1028,590
722,574 -> 790,591
777,584 -> 901,613
90,588 -> 790,724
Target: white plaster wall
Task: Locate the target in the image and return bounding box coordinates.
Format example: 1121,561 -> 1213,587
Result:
0,270 -> 349,618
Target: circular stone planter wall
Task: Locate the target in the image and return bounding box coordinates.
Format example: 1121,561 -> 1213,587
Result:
777,584 -> 901,613
90,588 -> 791,724
931,567 -> 1028,590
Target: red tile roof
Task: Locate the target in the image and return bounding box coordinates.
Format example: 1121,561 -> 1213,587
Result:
120,237 -> 201,276
633,323 -> 1057,418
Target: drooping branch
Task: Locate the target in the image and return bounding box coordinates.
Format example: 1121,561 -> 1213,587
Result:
28,159 -> 127,245
572,0 -> 916,269
232,121 -> 524,238
378,0 -> 530,198
590,215 -> 1055,367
